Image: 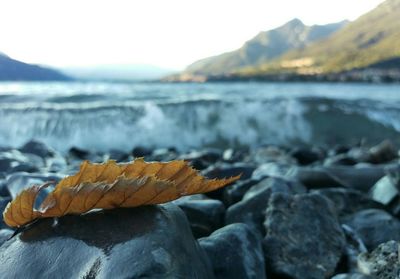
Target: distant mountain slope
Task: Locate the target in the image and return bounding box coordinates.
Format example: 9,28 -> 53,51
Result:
263,0 -> 400,73
0,53 -> 70,81
184,19 -> 348,75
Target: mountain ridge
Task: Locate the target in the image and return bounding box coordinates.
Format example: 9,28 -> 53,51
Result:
184,19 -> 348,75
170,0 -> 400,82
0,53 -> 71,81
272,0 -> 400,73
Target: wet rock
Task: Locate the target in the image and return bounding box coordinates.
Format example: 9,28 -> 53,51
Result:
11,162 -> 41,173
0,156 -> 13,175
68,147 -> 105,164
6,172 -> 63,200
68,147 -> 91,160
19,140 -> 55,158
148,148 -> 177,161
332,273 -> 374,279
342,209 -> 400,250
0,204 -> 214,279
0,197 -> 11,229
203,163 -> 256,181
223,178 -> 265,206
252,146 -> 296,165
180,149 -> 222,163
341,224 -> 368,273
0,180 -> 10,197
369,174 -> 400,205
368,140 -> 398,164
131,146 -> 152,158
251,162 -> 291,180
369,172 -> 400,216
0,229 -> 13,246
0,150 -> 43,174
202,163 -> 256,200
263,193 -> 345,279
173,198 -> 225,238
331,145 -> 352,156
358,240 -> 400,278
222,148 -> 248,163
173,194 -> 208,201
290,147 -> 324,165
222,149 -> 235,162
106,149 -> 130,162
0,146 -> 12,152
46,155 -> 68,173
179,149 -> 222,170
324,154 -> 358,166
287,165 -> 389,191
225,177 -> 305,235
199,223 -> 266,279
331,164 -> 389,191
312,188 -> 384,217
286,166 -> 346,189
347,148 -> 371,163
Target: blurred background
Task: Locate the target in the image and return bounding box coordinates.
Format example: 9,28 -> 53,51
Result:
0,0 -> 399,153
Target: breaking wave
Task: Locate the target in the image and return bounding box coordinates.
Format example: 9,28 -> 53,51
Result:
0,82 -> 399,152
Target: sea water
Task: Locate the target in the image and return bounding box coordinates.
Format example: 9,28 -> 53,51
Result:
0,81 -> 399,152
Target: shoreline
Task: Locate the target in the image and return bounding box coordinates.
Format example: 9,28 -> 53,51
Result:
163,68 -> 400,84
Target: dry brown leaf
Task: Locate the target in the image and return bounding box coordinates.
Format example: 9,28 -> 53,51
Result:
3,159 -> 240,228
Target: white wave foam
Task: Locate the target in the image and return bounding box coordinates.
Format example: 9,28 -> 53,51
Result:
0,99 -> 312,152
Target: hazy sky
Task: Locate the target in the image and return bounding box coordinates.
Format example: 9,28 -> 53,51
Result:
0,0 -> 385,69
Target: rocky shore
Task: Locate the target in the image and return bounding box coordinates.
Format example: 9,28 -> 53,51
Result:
163,68 -> 400,83
0,139 -> 399,278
